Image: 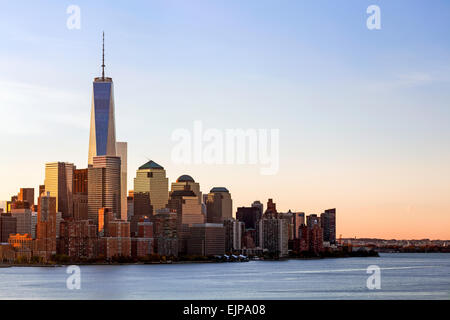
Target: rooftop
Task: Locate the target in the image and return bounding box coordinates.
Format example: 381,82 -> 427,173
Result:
176,174 -> 195,183
210,187 -> 229,193
139,160 -> 164,170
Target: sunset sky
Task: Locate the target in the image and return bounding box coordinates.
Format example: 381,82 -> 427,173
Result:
0,0 -> 449,239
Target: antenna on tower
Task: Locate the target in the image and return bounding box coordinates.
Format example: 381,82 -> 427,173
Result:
102,31 -> 105,79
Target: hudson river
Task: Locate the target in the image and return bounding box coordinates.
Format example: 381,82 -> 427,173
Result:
0,253 -> 449,299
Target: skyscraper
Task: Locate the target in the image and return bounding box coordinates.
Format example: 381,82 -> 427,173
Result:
44,162 -> 74,219
116,141 -> 128,221
73,168 -> 88,220
153,208 -> 178,257
88,156 -> 121,225
171,175 -> 202,205
167,189 -> 204,255
292,212 -> 305,239
18,188 -> 34,207
321,208 -> 336,244
0,214 -> 17,243
88,33 -> 117,166
36,192 -> 57,260
257,217 -> 289,257
133,160 -> 169,215
206,187 -> 232,223
236,206 -> 261,230
251,200 -> 263,217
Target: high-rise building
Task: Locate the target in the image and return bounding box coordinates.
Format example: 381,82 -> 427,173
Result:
127,192 -> 134,222
168,190 -> 204,227
0,214 -> 17,243
257,201 -> 289,257
88,156 -> 121,225
321,208 -> 336,244
265,198 -> 278,217
35,192 -> 57,260
306,214 -> 324,254
18,188 -> 34,207
188,223 -> 225,256
116,141 -> 127,221
257,217 -> 289,257
294,224 -> 309,252
236,206 -> 261,230
167,189 -> 204,255
133,160 -> 168,215
31,212 -> 37,239
171,175 -> 202,205
153,208 -> 178,257
73,168 -> 89,221
308,223 -> 324,254
293,212 -> 305,239
10,208 -> 32,235
98,215 -> 131,259
224,218 -> 244,253
98,207 -> 114,236
131,216 -> 154,258
307,214 -> 321,229
39,185 -> 45,197
44,162 -> 74,219
206,187 -> 232,223
278,210 -> 296,240
251,200 -> 263,217
88,33 -> 117,166
59,219 -> 98,259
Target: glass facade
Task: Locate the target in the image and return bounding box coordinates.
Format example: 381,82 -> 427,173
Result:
88,78 -> 116,165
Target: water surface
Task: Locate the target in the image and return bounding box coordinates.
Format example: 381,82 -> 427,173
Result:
0,253 -> 449,299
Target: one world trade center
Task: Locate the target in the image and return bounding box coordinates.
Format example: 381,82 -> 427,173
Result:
88,32 -> 117,165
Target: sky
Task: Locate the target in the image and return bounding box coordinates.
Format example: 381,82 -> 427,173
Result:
0,0 -> 449,239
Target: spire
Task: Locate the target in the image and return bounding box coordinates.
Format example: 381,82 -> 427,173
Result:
102,31 -> 105,79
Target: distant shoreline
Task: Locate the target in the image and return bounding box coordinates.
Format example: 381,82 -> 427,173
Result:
0,251 -> 386,268
8,251 -> 450,268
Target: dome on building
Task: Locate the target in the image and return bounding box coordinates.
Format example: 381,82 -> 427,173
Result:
210,187 -> 229,193
176,174 -> 195,183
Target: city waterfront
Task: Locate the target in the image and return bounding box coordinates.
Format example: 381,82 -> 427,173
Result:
0,253 -> 449,300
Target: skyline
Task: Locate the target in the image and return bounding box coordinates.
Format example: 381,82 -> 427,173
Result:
1,1 -> 450,239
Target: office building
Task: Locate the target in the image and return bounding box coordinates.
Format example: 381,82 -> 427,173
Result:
31,212 -> 37,239
206,187 -> 232,223
321,208 -> 336,244
293,212 -> 305,239
224,218 -> 244,252
10,208 -> 32,235
133,160 -> 168,215
73,168 -> 88,221
44,162 -> 74,219
127,192 -> 134,222
88,155 -> 121,225
0,214 -> 17,243
171,175 -> 202,205
257,206 -> 289,257
88,33 -> 117,165
153,208 -> 178,257
236,206 -> 261,230
35,192 -> 57,260
167,189 -> 204,255
251,200 -> 263,216
18,188 -> 34,207
188,223 -> 225,256
116,141 -> 128,221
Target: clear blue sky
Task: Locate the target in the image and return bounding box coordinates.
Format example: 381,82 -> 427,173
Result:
1,0 -> 449,238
